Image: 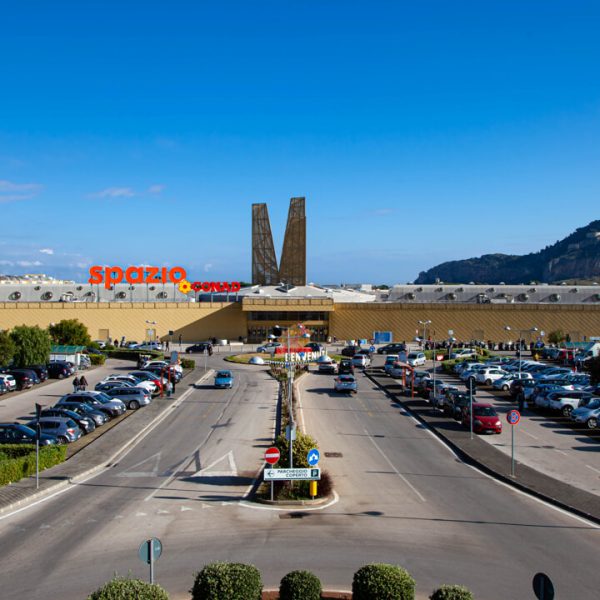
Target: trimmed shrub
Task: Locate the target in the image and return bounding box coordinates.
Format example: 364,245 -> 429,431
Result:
181,358 -> 196,369
89,353 -> 106,366
190,562 -> 262,600
0,445 -> 67,486
87,576 -> 169,599
279,570 -> 322,600
352,563 -> 415,600
430,584 -> 474,600
274,431 -> 318,469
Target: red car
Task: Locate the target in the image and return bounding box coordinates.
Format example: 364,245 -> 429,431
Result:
462,402 -> 502,434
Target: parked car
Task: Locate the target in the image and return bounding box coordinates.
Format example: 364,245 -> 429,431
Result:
450,348 -> 478,360
0,374 -> 17,392
334,375 -> 358,394
545,390 -> 593,417
57,392 -> 126,418
105,374 -> 157,395
384,355 -> 400,375
341,345 -> 361,357
0,423 -> 57,445
6,370 -> 34,390
461,403 -> 502,434
103,387 -> 151,409
304,342 -> 324,352
95,380 -> 134,392
144,360 -> 183,376
25,365 -> 49,382
0,379 -> 6,395
129,371 -> 166,393
475,367 -> 508,386
185,342 -> 213,355
214,370 -> 234,389
493,372 -> 533,392
48,360 -> 75,375
406,352 -> 426,367
136,341 -> 163,351
47,362 -> 72,379
257,342 -> 282,354
352,354 -> 371,369
445,392 -> 471,420
26,417 -> 82,444
40,407 -> 96,434
54,402 -> 108,426
377,343 -> 406,355
570,398 -> 600,428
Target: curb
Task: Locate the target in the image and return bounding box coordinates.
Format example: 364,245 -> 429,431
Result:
364,370 -> 600,526
254,493 -> 334,507
0,368 -> 215,516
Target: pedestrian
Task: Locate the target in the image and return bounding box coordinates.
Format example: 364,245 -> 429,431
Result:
79,375 -> 88,391
73,376 -> 80,393
121,336 -> 125,347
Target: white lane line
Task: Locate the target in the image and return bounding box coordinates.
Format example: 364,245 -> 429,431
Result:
521,430 -> 539,440
554,449 -> 568,456
363,427 -> 426,502
586,465 -> 600,475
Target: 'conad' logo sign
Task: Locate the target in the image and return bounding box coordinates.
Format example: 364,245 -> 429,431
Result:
88,266 -> 240,293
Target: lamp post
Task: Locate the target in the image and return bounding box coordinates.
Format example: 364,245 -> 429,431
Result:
504,325 -> 538,402
418,319 -> 431,349
145,320 -> 157,344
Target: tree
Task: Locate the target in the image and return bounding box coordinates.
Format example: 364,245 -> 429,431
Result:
0,331 -> 16,366
10,325 -> 52,367
48,319 -> 91,346
547,329 -> 566,345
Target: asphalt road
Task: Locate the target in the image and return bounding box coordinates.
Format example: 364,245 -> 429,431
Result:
0,357 -> 598,599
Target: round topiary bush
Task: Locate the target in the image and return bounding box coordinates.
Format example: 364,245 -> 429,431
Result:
279,569 -> 322,600
87,576 -> 169,599
190,562 -> 262,600
430,584 -> 474,600
352,563 -> 415,600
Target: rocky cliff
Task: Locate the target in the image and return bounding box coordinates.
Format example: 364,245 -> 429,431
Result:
414,220 -> 600,284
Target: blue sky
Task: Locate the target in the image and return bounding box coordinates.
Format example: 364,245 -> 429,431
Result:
1,1 -> 599,284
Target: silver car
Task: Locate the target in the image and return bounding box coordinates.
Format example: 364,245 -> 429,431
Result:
59,392 -> 126,418
103,387 -> 152,409
27,417 -> 82,444
334,375 -> 358,394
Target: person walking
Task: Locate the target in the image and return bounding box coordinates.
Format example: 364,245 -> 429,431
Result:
79,375 -> 88,391
73,376 -> 80,393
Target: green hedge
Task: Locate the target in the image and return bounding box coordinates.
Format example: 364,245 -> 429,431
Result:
190,562 -> 262,600
103,349 -> 164,361
87,576 -> 169,599
430,584 -> 474,600
0,444 -> 67,486
279,570 -> 321,600
181,358 -> 196,369
89,353 -> 106,366
352,563 -> 415,600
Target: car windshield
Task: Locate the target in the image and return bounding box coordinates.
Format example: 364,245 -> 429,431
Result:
339,376 -> 354,382
474,407 -> 497,417
217,371 -> 232,378
584,399 -> 600,409
16,425 -> 35,435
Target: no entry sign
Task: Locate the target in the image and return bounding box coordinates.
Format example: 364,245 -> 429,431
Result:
264,447 -> 280,465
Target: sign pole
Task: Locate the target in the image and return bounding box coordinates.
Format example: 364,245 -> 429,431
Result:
469,381 -> 473,440
149,539 -> 155,584
511,424 -> 515,477
35,402 -> 42,489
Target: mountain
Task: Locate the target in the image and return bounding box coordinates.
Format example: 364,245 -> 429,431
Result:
414,220 -> 600,284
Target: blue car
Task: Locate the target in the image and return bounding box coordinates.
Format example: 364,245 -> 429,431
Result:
214,370 -> 234,389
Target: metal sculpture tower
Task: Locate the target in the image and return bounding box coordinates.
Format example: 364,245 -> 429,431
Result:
251,198 -> 306,286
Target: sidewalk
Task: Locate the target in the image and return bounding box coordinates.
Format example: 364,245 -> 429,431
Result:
0,367 -> 213,515
365,368 -> 600,524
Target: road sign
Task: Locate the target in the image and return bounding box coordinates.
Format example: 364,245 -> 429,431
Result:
532,573 -> 554,600
264,468 -> 321,481
307,448 -> 320,466
436,354 -> 445,361
264,447 -> 280,465
369,345 -> 376,353
507,409 -> 521,425
138,537 -> 162,564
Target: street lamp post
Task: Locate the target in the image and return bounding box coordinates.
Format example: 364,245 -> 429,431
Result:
418,319 -> 431,349
145,320 -> 157,344
505,325 -> 538,405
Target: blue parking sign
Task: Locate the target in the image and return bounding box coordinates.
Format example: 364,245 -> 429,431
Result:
307,448 -> 320,466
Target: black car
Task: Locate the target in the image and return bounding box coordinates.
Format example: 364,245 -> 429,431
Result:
377,343 -> 407,355
0,423 -> 57,445
40,408 -> 96,434
6,370 -> 34,390
341,345 -> 360,357
303,342 -> 324,352
11,368 -> 41,385
338,359 -> 355,375
47,362 -> 71,379
54,402 -> 108,426
25,365 -> 49,382
186,342 -> 213,355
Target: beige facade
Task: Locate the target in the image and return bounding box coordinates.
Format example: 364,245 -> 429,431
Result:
1,300 -> 599,343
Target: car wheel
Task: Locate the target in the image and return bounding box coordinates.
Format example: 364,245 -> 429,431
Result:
562,405 -> 573,417
485,379 -> 492,386
58,373 -> 64,379
502,385 -> 509,391
129,400 -> 140,410
58,436 -> 68,445
586,418 -> 597,429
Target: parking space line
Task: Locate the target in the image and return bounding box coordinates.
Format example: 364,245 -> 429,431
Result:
521,430 -> 539,440
554,449 -> 568,456
586,465 -> 600,475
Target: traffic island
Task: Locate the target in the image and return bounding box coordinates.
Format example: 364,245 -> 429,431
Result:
364,368 -> 600,524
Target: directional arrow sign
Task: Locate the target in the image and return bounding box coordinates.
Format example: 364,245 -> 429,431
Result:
264,468 -> 321,481
307,448 -> 320,466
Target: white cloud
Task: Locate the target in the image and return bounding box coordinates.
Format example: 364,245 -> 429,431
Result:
91,187 -> 135,199
148,184 -> 165,194
16,260 -> 43,267
0,260 -> 15,266
204,263 -> 213,272
0,179 -> 42,203
39,248 -> 54,255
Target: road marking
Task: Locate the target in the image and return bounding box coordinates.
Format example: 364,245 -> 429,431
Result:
193,451 -> 238,477
554,449 -> 568,456
239,490 -> 340,512
521,430 -> 538,440
156,509 -> 169,515
586,465 -> 600,475
181,506 -> 192,512
116,452 -> 162,478
135,512 -> 147,517
364,427 -> 426,502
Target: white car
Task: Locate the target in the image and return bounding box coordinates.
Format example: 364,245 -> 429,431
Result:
406,352 -> 426,367
570,399 -> 600,428
136,341 -> 163,351
104,374 -> 157,395
475,367 -> 508,386
352,354 -> 370,369
143,360 -> 183,375
0,374 -> 17,392
257,342 -> 282,354
460,364 -> 487,381
450,348 -> 478,360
